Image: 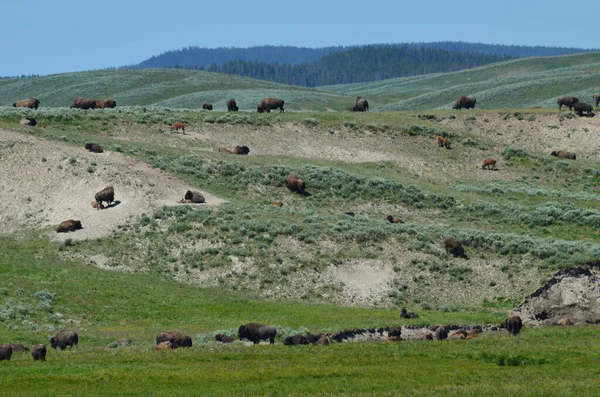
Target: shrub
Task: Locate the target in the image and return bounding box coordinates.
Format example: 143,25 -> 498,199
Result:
303,118 -> 318,127
502,146 -> 529,160
527,115 -> 536,122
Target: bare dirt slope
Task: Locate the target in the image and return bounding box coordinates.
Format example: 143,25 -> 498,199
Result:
0,128 -> 224,240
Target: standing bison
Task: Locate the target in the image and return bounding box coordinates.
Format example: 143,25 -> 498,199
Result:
70,97 -> 97,109
170,122 -> 186,134
285,174 -> 306,196
13,97 -> 40,109
557,96 -> 579,110
156,331 -> 192,348
445,238 -> 468,259
353,96 -> 369,112
0,344 -> 13,361
227,98 -> 239,112
257,98 -> 284,113
104,98 -> 116,108
505,316 -> 523,336
31,344 -> 47,361
55,220 -> 83,233
482,159 -> 497,170
95,186 -> 115,207
202,103 -> 213,111
550,150 -> 576,160
452,96 -> 476,110
50,330 -> 78,350
238,323 -> 277,345
573,102 -> 594,117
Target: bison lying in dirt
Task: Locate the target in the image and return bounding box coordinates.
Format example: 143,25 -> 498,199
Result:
505,316 -> 523,336
95,186 -> 115,207
85,143 -> 104,153
573,102 -> 594,117
13,97 -> 40,109
183,190 -> 205,204
257,97 -> 284,113
557,96 -> 578,110
156,331 -> 192,348
170,122 -> 186,133
550,150 -> 576,160
482,158 -> 497,170
55,220 -> 83,233
202,103 -> 213,111
227,98 -> 239,112
452,96 -> 476,110
31,344 -> 47,361
387,215 -> 403,224
444,238 -> 468,259
51,330 -> 79,350
215,334 -> 235,343
19,117 -> 37,126
238,323 -> 277,345
70,97 -> 96,109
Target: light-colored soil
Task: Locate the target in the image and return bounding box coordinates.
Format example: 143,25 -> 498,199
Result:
0,128 -> 224,240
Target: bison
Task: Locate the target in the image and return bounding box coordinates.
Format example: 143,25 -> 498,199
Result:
218,147 -> 234,154
10,343 -> 30,352
215,334 -> 235,343
70,97 -> 96,109
227,98 -> 239,112
387,327 -> 402,341
95,186 -> 115,207
50,330 -> 79,350
31,344 -> 47,361
0,344 -> 13,361
285,174 -> 306,196
387,215 -> 404,224
156,331 -> 192,348
91,201 -> 105,210
283,334 -> 310,346
505,316 -> 523,336
183,190 -> 205,204
238,323 -> 277,345
448,329 -> 467,340
272,201 -> 283,207
593,94 -> 600,108
550,150 -> 576,160
354,96 -> 369,112
557,96 -> 578,110
19,117 -> 37,126
202,103 -> 213,111
170,122 -> 186,133
482,159 -> 497,170
153,341 -> 173,350
444,238 -> 468,259
233,145 -> 250,155
574,102 -> 594,117
434,326 -> 448,340
257,97 -> 284,113
13,98 -> 40,109
94,99 -> 106,109
313,334 -> 329,346
400,308 -> 419,319
436,135 -> 450,149
452,96 -> 476,110
55,220 -> 83,233
104,98 -> 116,108
85,143 -> 104,153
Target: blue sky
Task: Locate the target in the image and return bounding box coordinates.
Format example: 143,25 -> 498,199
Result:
2,0 -> 599,76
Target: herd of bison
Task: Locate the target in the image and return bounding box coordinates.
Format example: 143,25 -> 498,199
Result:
2,92 -> 590,363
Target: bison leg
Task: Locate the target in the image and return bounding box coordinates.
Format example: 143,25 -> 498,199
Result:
269,336 -> 275,344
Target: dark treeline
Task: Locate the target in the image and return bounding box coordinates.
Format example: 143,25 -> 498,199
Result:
0,74 -> 40,80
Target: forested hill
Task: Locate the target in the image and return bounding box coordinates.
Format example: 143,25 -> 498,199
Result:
403,41 -> 600,57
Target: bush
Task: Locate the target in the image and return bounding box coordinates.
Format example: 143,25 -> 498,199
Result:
303,118 -> 318,127
502,146 -> 529,160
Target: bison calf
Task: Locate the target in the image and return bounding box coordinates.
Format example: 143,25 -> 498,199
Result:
91,201 -> 105,210
550,150 -> 576,160
444,238 -> 468,259
153,341 -> 173,350
31,344 -> 47,361
482,159 -> 497,170
436,135 -> 450,149
238,323 -> 277,345
156,331 -> 192,348
387,215 -> 404,224
51,330 -> 78,350
55,220 -> 82,233
170,122 -> 186,134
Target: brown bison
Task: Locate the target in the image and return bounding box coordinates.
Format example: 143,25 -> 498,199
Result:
482,159 -> 497,170
170,122 -> 186,133
104,98 -> 116,108
257,97 -> 285,113
50,330 -> 79,350
313,334 -> 329,346
153,341 -> 173,350
156,331 -> 192,348
434,326 -> 448,340
436,135 -> 450,149
184,190 -> 205,204
227,98 -> 239,112
505,316 -> 523,336
387,215 -> 404,224
233,145 -> 250,155
202,103 -> 213,111
91,201 -> 105,210
0,344 -> 13,361
400,308 -> 419,319
466,327 -> 482,338
444,238 -> 468,259
238,323 -> 277,345
448,329 -> 467,340
19,117 -> 37,126
218,147 -> 234,154
215,334 -> 235,343
272,201 -> 283,207
574,102 -> 594,117
70,97 -> 96,109
13,97 -> 40,109
452,96 -> 476,110
10,343 -> 30,352
285,174 -> 306,196
95,186 -> 115,207
387,327 -> 402,341
31,344 -> 47,361
354,96 -> 369,112
550,150 -> 576,160
94,99 -> 106,109
55,220 -> 83,233
85,143 -> 104,153
557,96 -> 579,110
284,334 -> 310,346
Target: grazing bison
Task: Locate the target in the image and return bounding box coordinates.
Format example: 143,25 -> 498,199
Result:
55,220 -> 82,233
272,201 -> 283,207
387,215 -> 404,224
444,238 -> 468,259
257,97 -> 284,113
156,331 -> 192,348
170,122 -> 186,133
215,334 -> 235,343
153,341 -> 173,350
285,174 -> 306,196
550,150 -> 576,160
574,102 -> 594,117
10,344 -> 30,352
452,96 -> 476,110
436,135 -> 450,149
70,97 -> 96,109
91,201 -> 104,210
50,330 -> 79,350
104,98 -> 116,108
354,96 -> 369,112
238,323 -> 277,345
284,334 -> 310,346
184,190 -> 205,204
85,143 -> 104,153
13,97 -> 40,109
482,158 -> 497,170
233,145 -> 250,155
434,326 -> 448,340
31,344 -> 47,361
505,316 -> 523,336
19,117 -> 37,126
0,344 -> 13,361
557,96 -> 579,110
227,98 -> 239,112
95,186 -> 115,207
202,103 -> 213,111
400,308 -> 419,319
